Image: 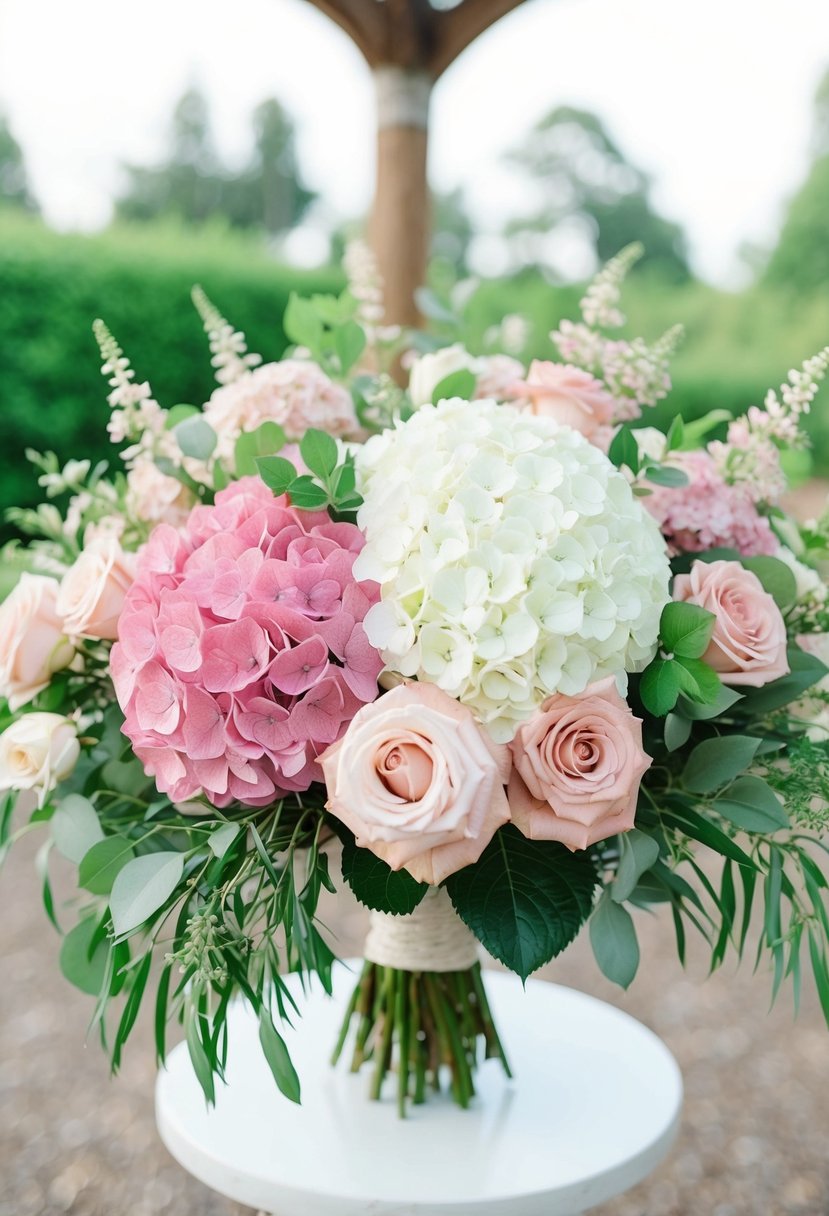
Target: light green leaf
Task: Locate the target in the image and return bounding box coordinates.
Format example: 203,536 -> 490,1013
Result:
259,1008 -> 301,1104
110,852 -> 184,937
334,320 -> 366,375
52,794 -> 104,864
639,658 -> 681,717
612,830 -> 660,903
208,822 -> 240,860
682,735 -> 762,794
299,429 -> 338,480
644,464 -> 688,488
714,776 -> 789,833
174,415 -> 217,462
590,892 -> 640,989
674,656 -> 722,704
60,916 -> 108,996
741,556 -> 798,611
660,601 -> 716,660
608,425 -> 640,474
235,421 -> 287,477
678,408 -> 732,449
287,476 -> 329,510
78,836 -> 136,895
431,368 -> 477,404
256,455 -> 298,495
164,403 -> 200,429
446,825 -> 596,981
677,685 -> 743,721
664,712 -> 692,752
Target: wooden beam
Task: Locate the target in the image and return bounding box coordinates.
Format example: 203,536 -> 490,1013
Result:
429,0 -> 529,77
302,0 -> 385,64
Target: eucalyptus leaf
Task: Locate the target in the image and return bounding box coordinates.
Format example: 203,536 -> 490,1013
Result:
110,852 -> 184,937
259,1008 -> 301,1104
714,776 -> 789,833
208,822 -> 241,860
612,831 -> 661,903
52,794 -> 104,864
590,893 -> 640,989
173,414 -> 217,462
79,836 -> 136,896
682,735 -> 762,794
741,556 -> 798,610
60,916 -> 108,996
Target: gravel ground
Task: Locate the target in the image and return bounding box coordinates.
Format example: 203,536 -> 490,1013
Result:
2,832 -> 829,1216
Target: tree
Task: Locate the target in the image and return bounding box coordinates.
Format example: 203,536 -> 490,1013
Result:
503,106 -> 690,281
764,69 -> 829,291
0,114 -> 39,213
115,88 -> 314,236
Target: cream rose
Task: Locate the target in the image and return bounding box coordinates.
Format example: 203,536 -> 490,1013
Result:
408,344 -> 480,408
126,457 -> 194,527
672,560 -> 790,687
57,537 -> 137,641
0,713 -> 80,805
507,677 -> 651,851
512,361 -> 615,440
0,574 -> 74,710
320,682 -> 510,885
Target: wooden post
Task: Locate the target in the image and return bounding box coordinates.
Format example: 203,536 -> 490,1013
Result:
302,0 -> 528,326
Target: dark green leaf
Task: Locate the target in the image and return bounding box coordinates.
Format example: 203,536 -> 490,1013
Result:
737,646 -> 828,715
36,840 -> 59,931
608,425 -> 640,474
185,1008 -> 216,1105
612,830 -> 660,902
431,368 -> 477,404
340,835 -> 427,915
112,951 -> 152,1072
235,421 -> 287,477
590,893 -> 640,988
674,656 -> 722,704
639,658 -> 681,716
446,825 -> 597,981
259,1008 -> 301,1104
79,836 -> 136,895
173,415 -> 217,462
256,455 -> 298,495
155,962 -> 173,1066
677,686 -> 743,720
660,601 -> 716,660
741,556 -> 798,610
714,776 -> 789,833
299,429 -> 338,479
682,735 -> 761,794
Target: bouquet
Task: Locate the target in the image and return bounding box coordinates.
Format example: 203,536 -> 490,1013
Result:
4,243 -> 829,1118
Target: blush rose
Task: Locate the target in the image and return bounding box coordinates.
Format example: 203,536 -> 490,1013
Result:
320,681 -> 510,885
0,574 -> 74,710
672,559 -> 789,687
507,677 -> 651,850
58,536 -> 137,641
511,361 -> 615,440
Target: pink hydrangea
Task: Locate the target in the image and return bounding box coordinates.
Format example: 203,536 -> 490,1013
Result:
645,450 -> 777,557
111,478 -> 383,808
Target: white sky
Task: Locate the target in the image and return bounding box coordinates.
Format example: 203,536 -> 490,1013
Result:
1,0 -> 828,283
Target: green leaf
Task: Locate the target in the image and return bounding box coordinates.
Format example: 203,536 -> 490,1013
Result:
639,658 -> 681,716
287,476 -> 330,510
590,893 -> 640,988
608,425 -> 641,474
235,421 -> 287,477
173,415 -> 217,462
60,916 -> 108,996
682,735 -> 762,794
185,1008 -> 216,1105
431,368 -> 477,404
677,685 -> 743,720
340,835 -> 427,916
664,712 -> 692,752
612,830 -> 660,903
674,656 -> 722,704
678,408 -> 732,449
446,825 -> 596,981
665,415 -> 684,451
737,646 -> 828,715
644,464 -> 688,487
256,455 -> 298,495
284,292 -> 324,356
259,1008 -> 301,1104
414,287 -> 457,325
208,822 -> 240,860
660,601 -> 716,659
79,836 -> 136,895
335,320 -> 366,375
111,951 -> 152,1073
741,556 -> 798,610
714,776 -> 789,833
164,404 -> 200,429
109,852 -> 184,937
52,794 -> 104,864
299,429 -> 338,480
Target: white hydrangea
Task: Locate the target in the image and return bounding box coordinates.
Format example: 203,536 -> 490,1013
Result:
354,397 -> 671,741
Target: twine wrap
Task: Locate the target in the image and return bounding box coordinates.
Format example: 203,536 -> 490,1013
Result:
364,886 -> 480,972
374,67 -> 432,130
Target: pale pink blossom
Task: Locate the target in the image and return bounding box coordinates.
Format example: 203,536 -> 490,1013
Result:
511,361 -> 615,440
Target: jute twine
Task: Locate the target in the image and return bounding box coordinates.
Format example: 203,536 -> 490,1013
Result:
363,886 -> 480,972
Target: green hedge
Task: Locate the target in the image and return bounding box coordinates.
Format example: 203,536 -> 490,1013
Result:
0,212 -> 338,526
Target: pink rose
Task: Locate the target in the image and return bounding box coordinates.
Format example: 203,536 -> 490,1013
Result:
508,677 -> 651,851
57,537 -> 137,641
320,682 -> 511,885
672,560 -> 789,687
512,361 -> 615,440
0,574 -> 74,710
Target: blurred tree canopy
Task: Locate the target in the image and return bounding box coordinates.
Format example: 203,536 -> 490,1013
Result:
115,88 -> 316,237
0,114 -> 39,213
764,69 -> 829,291
503,106 -> 690,281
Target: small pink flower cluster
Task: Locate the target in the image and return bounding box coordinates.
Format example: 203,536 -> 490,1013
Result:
645,450 -> 778,557
111,478 -> 383,807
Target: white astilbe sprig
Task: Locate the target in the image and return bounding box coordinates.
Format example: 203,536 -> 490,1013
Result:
343,238 -> 385,328
711,347 -> 829,504
93,319 -> 166,460
580,242 -> 643,329
192,285 -> 262,386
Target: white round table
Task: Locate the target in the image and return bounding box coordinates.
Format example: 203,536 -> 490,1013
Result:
156,963 -> 682,1216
